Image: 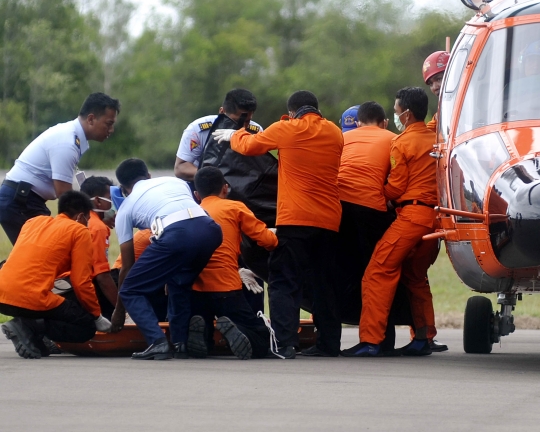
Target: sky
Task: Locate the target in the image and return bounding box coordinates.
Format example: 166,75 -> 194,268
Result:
128,0 -> 467,37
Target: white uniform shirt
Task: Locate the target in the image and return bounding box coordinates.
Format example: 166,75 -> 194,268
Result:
6,119 -> 89,200
115,177 -> 200,244
176,114 -> 263,167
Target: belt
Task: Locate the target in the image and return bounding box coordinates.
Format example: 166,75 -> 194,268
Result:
161,206 -> 207,229
2,179 -> 19,190
399,200 -> 435,209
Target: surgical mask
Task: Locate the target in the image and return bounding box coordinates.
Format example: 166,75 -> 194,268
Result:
394,109 -> 409,132
91,196 -> 116,219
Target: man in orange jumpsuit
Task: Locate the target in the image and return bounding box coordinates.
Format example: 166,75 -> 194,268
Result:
422,51 -> 450,132
0,191 -> 111,359
214,90 -> 343,358
342,87 -> 439,357
188,167 -> 278,359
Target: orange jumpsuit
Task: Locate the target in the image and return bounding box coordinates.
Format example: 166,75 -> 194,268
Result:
338,126 -> 396,211
0,214 -> 101,317
193,196 -> 277,292
112,229 -> 152,270
359,122 -> 438,344
426,112 -> 438,133
230,113 -> 343,231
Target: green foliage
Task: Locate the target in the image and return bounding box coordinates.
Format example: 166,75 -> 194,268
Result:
0,0 -> 472,167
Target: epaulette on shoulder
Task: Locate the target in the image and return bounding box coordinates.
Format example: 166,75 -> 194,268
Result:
247,124 -> 261,133
198,122 -> 213,131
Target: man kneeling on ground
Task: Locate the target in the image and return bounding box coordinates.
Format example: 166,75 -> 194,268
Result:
0,191 -> 111,359
190,167 -> 277,360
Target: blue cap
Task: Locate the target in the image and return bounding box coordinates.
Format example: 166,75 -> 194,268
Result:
340,105 -> 360,132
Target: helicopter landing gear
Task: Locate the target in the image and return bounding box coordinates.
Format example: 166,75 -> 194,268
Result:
463,293 -> 518,354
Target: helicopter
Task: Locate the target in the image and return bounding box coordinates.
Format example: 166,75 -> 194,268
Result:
428,0 -> 540,353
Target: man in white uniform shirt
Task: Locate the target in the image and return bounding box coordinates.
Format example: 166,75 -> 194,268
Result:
0,92 -> 120,244
173,88 -> 262,183
111,158 -> 222,360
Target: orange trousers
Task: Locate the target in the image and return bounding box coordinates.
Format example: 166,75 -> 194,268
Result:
359,205 -> 438,344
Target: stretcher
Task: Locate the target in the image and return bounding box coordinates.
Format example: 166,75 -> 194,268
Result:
55,319 -> 317,357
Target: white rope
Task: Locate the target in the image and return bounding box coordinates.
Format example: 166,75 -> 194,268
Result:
257,311 -> 285,359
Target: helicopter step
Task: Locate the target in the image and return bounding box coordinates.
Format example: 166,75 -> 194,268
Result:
463,293 -> 519,353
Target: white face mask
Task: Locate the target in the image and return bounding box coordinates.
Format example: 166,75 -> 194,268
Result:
394,109 -> 409,132
91,196 -> 116,219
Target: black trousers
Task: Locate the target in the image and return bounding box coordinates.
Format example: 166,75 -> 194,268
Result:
268,225 -> 341,355
191,290 -> 270,358
0,183 -> 50,245
0,291 -> 96,343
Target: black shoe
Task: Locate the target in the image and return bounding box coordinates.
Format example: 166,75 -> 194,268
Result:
400,338 -> 432,356
132,338 -> 172,360
381,348 -> 403,357
187,315 -> 208,358
216,316 -> 252,360
173,342 -> 188,359
271,345 -> 296,359
429,339 -> 448,352
42,336 -> 62,355
340,342 -> 382,357
1,318 -> 42,359
301,345 -> 338,357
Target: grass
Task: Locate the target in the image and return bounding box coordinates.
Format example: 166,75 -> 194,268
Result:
2,201 -> 540,324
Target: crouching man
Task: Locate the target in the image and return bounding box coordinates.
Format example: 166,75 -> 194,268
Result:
111,158 -> 222,360
189,167 -> 278,360
0,191 -> 111,359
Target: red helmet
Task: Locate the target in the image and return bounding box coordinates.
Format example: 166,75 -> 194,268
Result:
422,51 -> 450,84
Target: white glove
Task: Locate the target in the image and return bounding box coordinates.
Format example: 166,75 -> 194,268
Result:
268,228 -> 277,233
239,268 -> 263,294
212,129 -> 236,143
95,315 -> 112,333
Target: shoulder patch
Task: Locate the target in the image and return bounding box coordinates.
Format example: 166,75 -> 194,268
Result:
75,136 -> 81,148
390,155 -> 396,169
198,122 -> 213,131
247,124 -> 261,133
190,139 -> 199,151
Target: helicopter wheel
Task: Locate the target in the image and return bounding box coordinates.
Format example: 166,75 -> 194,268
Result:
463,296 -> 494,354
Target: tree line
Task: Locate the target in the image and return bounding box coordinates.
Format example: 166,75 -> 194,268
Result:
0,0 -> 469,169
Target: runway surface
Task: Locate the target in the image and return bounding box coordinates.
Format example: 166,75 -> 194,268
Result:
1,327 -> 539,432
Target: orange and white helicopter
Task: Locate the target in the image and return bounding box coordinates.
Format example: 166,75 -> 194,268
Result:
429,0 -> 540,353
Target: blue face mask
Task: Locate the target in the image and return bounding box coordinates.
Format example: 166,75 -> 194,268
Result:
394,109 -> 409,132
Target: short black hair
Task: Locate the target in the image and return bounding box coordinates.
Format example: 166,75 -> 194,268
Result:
222,89 -> 257,114
80,176 -> 113,198
79,92 -> 121,118
194,167 -> 226,199
116,158 -> 149,189
395,87 -> 428,121
58,190 -> 93,218
357,101 -> 386,124
287,90 -> 319,112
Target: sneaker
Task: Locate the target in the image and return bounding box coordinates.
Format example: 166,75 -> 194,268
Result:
429,339 -> 448,352
187,315 -> 208,358
42,336 -> 63,355
400,338 -> 432,356
301,345 -> 338,357
1,318 -> 42,359
272,345 -> 296,359
216,316 -> 252,360
341,342 -> 382,357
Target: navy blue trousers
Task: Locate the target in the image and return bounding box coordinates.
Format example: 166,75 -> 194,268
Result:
0,183 -> 50,245
120,216 -> 222,345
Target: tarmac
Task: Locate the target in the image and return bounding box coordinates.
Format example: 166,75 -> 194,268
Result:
1,327 -> 540,432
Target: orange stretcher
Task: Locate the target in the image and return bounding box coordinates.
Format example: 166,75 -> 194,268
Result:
55,319 -> 317,357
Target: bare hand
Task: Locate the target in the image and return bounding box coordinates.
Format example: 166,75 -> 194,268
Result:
110,308 -> 126,333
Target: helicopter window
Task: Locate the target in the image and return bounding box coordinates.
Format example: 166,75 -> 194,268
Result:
439,34 -> 475,142
449,133 -> 509,222
458,23 -> 540,137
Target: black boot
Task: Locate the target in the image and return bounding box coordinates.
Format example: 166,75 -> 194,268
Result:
1,318 -> 42,359
173,342 -> 188,359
